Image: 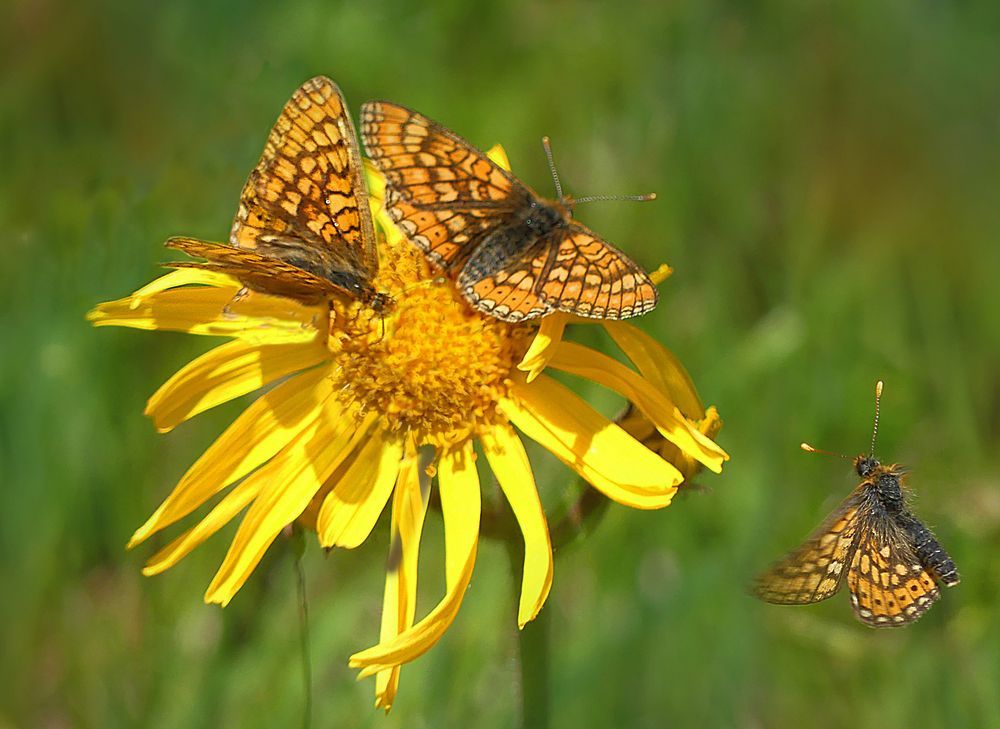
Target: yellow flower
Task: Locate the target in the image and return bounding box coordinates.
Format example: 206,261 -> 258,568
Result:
88,147 -> 728,711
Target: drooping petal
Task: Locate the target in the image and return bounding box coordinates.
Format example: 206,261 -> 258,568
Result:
603,321 -> 706,419
373,444 -> 429,711
204,407 -> 378,606
146,340 -> 331,432
481,424 -> 553,627
129,269 -> 239,302
547,341 -> 728,473
517,313 -> 568,383
317,433 -> 403,549
350,441 -> 480,678
502,375 -> 681,509
128,367 -> 333,548
88,286 -> 321,343
142,476 -> 261,575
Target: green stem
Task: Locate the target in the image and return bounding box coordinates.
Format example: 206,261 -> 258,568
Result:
507,541 -> 551,729
293,537 -> 313,729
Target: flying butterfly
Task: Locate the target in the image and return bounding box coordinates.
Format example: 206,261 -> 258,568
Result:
753,381 -> 959,627
360,101 -> 658,322
166,76 -> 390,312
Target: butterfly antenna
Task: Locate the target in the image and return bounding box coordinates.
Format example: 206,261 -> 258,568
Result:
800,443 -> 852,460
541,136 -> 565,201
870,380 -> 883,457
573,192 -> 658,205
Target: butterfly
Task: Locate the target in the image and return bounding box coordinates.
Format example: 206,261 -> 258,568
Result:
753,381 -> 959,627
166,76 -> 390,313
359,101 -> 658,322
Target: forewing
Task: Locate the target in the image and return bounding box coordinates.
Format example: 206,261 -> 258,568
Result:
165,236 -> 338,304
360,101 -> 524,268
846,518 -> 941,627
231,76 -> 377,277
753,490 -> 864,605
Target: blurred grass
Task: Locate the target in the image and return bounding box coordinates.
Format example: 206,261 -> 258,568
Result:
2,0 -> 999,726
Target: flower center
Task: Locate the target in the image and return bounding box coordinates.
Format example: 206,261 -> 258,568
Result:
330,269 -> 533,449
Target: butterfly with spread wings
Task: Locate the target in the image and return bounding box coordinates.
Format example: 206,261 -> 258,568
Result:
753,382 -> 959,627
360,101 -> 658,323
166,76 -> 390,313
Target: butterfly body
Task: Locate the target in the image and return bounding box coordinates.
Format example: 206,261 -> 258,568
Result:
754,453 -> 959,627
361,101 -> 659,322
166,77 -> 391,314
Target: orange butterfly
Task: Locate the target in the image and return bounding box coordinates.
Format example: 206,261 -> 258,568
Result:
166,77 -> 390,312
754,381 -> 959,627
360,102 -> 658,322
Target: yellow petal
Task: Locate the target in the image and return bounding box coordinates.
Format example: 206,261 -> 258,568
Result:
317,433 -> 403,549
88,286 -> 321,343
516,313 -> 568,383
486,144 -> 511,171
373,445 -> 429,711
501,375 -> 680,509
350,441 -> 480,677
146,340 -> 330,432
141,477 -> 261,576
204,407 -> 376,606
128,367 -> 332,548
363,160 -> 386,204
481,424 -> 553,627
129,269 -> 239,303
603,321 -> 705,419
649,263 -> 673,286
548,341 -> 728,473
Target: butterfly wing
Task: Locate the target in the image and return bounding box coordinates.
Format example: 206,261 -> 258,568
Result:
360,100 -> 529,269
364,101 -> 659,322
165,236 -> 342,304
753,488 -> 864,605
535,224 -> 658,319
846,515 -> 942,627
230,76 -> 377,279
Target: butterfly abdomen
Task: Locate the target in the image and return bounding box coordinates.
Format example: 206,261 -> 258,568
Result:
897,513 -> 960,587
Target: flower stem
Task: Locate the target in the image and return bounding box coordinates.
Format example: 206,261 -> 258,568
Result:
292,532 -> 313,729
507,540 -> 551,729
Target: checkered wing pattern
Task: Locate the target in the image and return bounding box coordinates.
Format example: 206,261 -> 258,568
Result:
754,490 -> 863,605
170,77 -> 381,306
846,521 -> 941,627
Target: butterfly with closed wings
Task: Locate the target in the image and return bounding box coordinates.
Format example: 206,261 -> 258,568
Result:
166,76 -> 391,314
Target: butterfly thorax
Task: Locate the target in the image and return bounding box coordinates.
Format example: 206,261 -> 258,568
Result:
523,198 -> 570,234
459,198 -> 568,281
855,456 -> 906,515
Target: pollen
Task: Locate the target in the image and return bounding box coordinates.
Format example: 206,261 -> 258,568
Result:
329,270 -> 534,448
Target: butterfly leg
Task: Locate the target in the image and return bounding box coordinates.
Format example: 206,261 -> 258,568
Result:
221,287 -> 252,318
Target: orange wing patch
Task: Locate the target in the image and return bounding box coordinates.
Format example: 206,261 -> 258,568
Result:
361,101 -> 658,322
847,528 -> 941,627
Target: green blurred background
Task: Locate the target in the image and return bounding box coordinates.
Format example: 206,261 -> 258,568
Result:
3,0 -> 999,726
